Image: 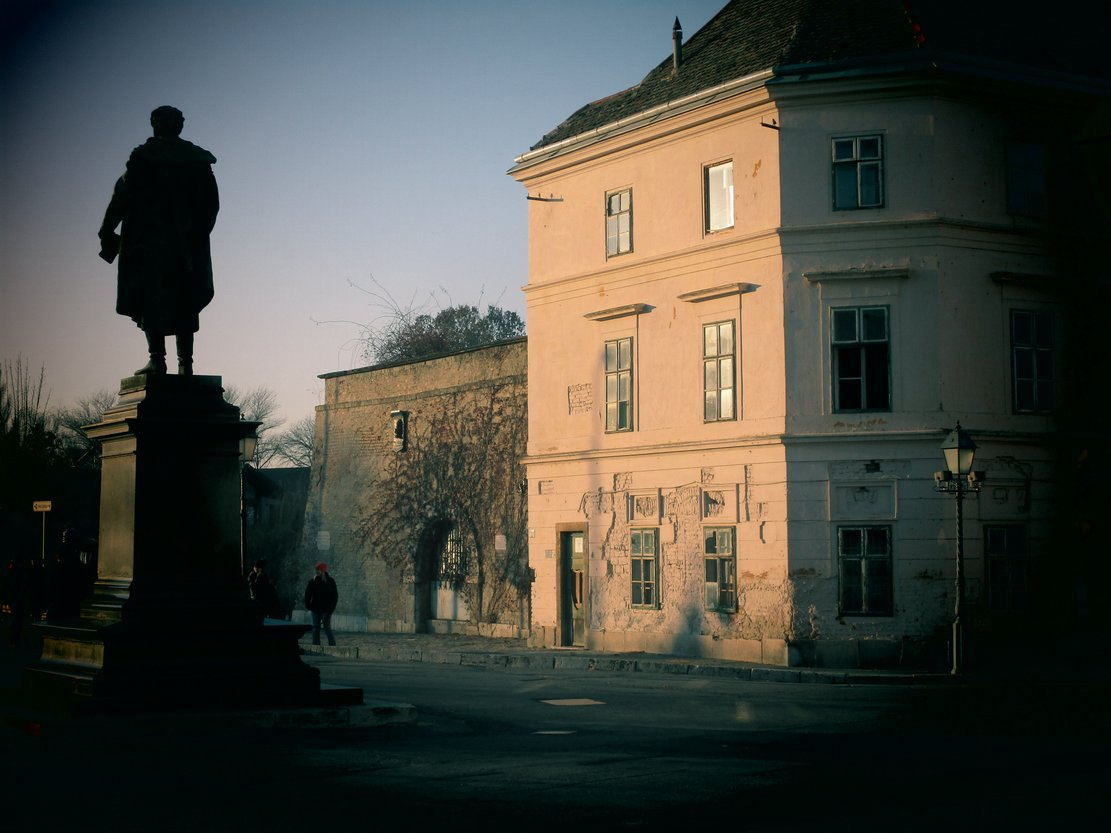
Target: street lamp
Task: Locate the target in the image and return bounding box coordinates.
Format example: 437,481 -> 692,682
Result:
934,422 -> 985,675
240,433 -> 259,576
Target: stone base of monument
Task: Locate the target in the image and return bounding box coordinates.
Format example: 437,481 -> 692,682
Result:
17,373 -> 365,719
24,620 -> 355,716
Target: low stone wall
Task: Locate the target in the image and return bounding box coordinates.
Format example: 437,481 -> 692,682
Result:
291,610 -> 525,639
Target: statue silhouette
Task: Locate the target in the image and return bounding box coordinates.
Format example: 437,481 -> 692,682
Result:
99,106 -> 219,376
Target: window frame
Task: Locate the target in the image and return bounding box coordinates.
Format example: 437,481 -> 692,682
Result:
984,523 -> 1029,612
832,134 -> 885,210
605,188 -> 633,257
604,336 -> 634,432
704,160 -> 735,233
1005,140 -> 1048,219
435,525 -> 471,587
837,525 -> 893,617
1010,309 -> 1054,414
703,526 -> 737,613
630,527 -> 660,609
702,320 -> 736,422
831,305 -> 891,413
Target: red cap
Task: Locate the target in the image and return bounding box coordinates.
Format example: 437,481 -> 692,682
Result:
315,562 -> 327,572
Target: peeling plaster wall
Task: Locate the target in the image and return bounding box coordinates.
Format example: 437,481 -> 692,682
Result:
546,454 -> 794,663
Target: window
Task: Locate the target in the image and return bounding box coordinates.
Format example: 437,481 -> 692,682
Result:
1006,141 -> 1047,218
704,527 -> 736,612
605,337 -> 633,432
705,161 -> 734,232
1011,310 -> 1054,413
832,135 -> 884,210
606,189 -> 632,256
838,526 -> 892,616
630,528 -> 659,608
703,320 -> 735,421
831,306 -> 890,412
984,524 -> 1028,612
436,525 -> 471,586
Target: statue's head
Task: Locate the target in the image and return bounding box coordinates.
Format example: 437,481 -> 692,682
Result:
150,105 -> 185,138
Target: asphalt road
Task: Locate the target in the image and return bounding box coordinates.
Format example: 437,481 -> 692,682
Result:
3,655 -> 1104,832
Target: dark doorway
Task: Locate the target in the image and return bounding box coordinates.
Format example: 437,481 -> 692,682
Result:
559,531 -> 585,647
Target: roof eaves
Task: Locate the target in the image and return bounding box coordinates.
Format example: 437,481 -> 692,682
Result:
508,68 -> 773,176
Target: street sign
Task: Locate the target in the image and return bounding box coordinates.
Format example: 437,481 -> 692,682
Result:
33,500 -> 52,564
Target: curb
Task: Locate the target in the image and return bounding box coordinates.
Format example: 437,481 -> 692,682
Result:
300,641 -> 949,685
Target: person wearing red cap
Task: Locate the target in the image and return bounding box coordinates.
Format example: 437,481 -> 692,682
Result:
304,562 -> 338,646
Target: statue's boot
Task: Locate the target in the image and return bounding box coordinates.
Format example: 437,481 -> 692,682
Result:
135,332 -> 168,375
177,333 -> 194,376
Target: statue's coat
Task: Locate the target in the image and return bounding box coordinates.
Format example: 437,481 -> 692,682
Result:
101,136 -> 218,336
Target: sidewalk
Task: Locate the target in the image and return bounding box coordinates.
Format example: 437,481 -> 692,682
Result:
297,630 -> 954,685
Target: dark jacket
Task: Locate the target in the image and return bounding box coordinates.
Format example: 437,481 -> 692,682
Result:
248,571 -> 281,619
304,573 -> 338,614
100,135 -> 219,335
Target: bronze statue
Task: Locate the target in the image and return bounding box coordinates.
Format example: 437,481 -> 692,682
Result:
99,106 -> 219,376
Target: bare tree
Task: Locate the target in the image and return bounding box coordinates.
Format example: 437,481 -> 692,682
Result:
269,415 -> 315,468
1,357 -> 83,551
223,384 -> 285,467
1,356 -> 54,452
53,388 -> 118,468
354,383 -> 528,624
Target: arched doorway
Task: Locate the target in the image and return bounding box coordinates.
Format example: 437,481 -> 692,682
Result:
425,520 -> 473,625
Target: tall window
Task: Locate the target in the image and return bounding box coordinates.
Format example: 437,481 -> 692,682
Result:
605,337 -> 633,432
837,526 -> 892,616
1011,309 -> 1054,413
630,528 -> 659,608
606,189 -> 632,256
832,135 -> 884,210
1006,141 -> 1048,218
831,306 -> 890,412
704,527 -> 736,612
984,524 -> 1028,612
703,320 -> 735,421
436,525 -> 471,586
705,160 -> 734,232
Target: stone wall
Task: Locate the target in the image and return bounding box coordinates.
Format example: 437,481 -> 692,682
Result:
298,339 -> 528,634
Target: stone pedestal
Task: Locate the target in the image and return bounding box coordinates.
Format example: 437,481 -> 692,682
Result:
24,374 -> 355,714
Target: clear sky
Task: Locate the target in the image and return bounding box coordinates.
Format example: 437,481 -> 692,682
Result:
1,0 -> 726,428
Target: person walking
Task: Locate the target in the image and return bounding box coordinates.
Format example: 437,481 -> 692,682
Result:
304,562 -> 338,646
247,559 -> 281,620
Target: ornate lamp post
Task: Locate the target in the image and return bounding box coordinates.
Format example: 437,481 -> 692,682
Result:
934,423 -> 984,675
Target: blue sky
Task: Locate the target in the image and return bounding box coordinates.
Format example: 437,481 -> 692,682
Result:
1,0 -> 726,427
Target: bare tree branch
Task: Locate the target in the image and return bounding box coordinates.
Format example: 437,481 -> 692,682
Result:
353,383 -> 528,624
223,384 -> 286,467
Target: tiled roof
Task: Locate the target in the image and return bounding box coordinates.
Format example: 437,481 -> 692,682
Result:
531,0 -> 1111,151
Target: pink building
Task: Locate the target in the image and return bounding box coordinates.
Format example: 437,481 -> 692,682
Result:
510,1 -> 1109,669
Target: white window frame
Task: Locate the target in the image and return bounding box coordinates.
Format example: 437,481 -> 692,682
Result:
604,336 -> 633,432
703,526 -> 736,613
705,160 -> 734,232
837,525 -> 893,616
832,135 -> 884,210
606,188 -> 632,257
1010,309 -> 1054,414
702,320 -> 736,421
831,306 -> 890,413
630,528 -> 659,609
